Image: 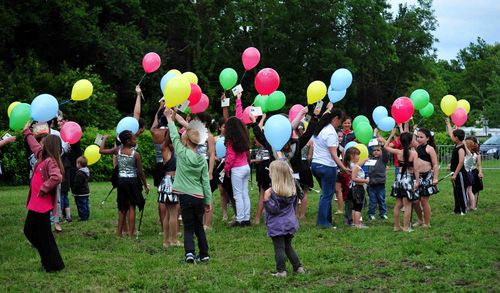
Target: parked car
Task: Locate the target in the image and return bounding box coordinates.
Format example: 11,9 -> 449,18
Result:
480,135 -> 500,159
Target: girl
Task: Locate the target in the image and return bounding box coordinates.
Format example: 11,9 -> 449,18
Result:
346,147 -> 369,228
214,117 -> 234,221
465,137 -> 482,210
22,121 -> 65,272
264,160 -> 305,277
100,130 -> 149,237
383,129 -> 420,232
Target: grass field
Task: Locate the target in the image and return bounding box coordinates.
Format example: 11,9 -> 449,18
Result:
1,170 -> 499,292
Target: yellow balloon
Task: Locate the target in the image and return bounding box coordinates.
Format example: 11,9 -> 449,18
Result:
7,101 -> 20,118
84,145 -> 101,166
440,95 -> 457,116
164,76 -> 191,107
71,79 -> 93,101
456,99 -> 470,114
182,71 -> 198,84
355,144 -> 369,161
307,81 -> 327,104
167,69 -> 182,76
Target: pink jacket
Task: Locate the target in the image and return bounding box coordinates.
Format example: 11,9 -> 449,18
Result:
224,143 -> 248,174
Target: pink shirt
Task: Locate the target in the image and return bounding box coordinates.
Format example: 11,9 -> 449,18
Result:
224,143 -> 248,174
27,160 -> 57,213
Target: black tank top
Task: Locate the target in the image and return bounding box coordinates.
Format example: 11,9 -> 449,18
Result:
450,144 -> 466,174
417,144 -> 432,163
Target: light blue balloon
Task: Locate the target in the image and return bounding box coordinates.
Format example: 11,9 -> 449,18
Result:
372,106 -> 388,125
264,115 -> 292,151
116,117 -> 139,135
160,73 -> 176,94
330,68 -> 353,91
30,94 -> 59,122
344,141 -> 358,152
216,136 -> 226,158
377,116 -> 396,132
327,86 -> 346,103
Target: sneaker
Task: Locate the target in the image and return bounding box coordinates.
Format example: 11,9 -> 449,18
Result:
381,215 -> 388,220
355,224 -> 369,229
412,221 -> 423,228
295,267 -> 306,274
271,271 -> 287,277
335,210 -> 343,215
368,215 -> 376,220
242,220 -> 251,227
65,217 -> 72,223
196,255 -> 210,263
230,221 -> 242,227
460,212 -> 466,216
185,253 -> 195,263
402,228 -> 414,233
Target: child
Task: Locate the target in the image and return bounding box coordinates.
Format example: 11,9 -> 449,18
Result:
446,118 -> 468,214
22,121 -> 65,272
465,137 -> 483,209
367,143 -> 389,220
264,160 -> 305,277
72,156 -> 90,221
347,148 -> 369,228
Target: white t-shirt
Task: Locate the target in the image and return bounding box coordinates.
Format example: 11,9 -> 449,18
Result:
312,124 -> 339,167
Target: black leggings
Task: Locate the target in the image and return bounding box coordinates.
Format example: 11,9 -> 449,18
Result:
179,194 -> 209,257
271,234 -> 301,273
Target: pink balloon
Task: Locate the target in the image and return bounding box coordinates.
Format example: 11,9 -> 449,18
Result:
60,121 -> 82,144
242,106 -> 252,124
242,47 -> 261,71
190,93 -> 209,114
255,68 -> 280,95
142,52 -> 161,73
188,83 -> 202,106
391,97 -> 414,124
289,104 -> 305,122
451,107 -> 468,127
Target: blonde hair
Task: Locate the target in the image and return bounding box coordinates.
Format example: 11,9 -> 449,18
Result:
269,160 -> 296,197
182,128 -> 200,146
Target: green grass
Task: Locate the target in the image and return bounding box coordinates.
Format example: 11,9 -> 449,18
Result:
1,171 -> 499,292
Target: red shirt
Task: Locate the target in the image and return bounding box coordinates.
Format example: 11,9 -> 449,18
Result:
392,136 -> 402,167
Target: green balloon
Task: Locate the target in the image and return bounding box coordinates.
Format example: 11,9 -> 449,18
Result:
354,121 -> 373,144
352,115 -> 370,132
419,103 -> 434,118
219,68 -> 238,90
410,89 -> 430,110
9,103 -> 31,131
266,91 -> 286,112
254,95 -> 268,113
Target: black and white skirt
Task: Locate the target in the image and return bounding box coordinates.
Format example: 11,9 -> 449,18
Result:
416,171 -> 439,197
391,173 -> 418,200
158,175 -> 178,204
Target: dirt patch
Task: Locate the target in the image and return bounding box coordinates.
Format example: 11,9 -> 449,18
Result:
401,258 -> 419,268
374,260 -> 389,268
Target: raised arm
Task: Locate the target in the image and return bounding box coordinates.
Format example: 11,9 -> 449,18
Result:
99,134 -> 118,155
133,86 -> 142,120
383,128 -> 399,155
221,92 -> 229,123
235,93 -> 243,120
0,136 -> 16,148
291,107 -> 308,130
445,118 -> 454,139
175,112 -> 189,128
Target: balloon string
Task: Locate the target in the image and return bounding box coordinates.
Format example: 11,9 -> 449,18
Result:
240,70 -> 247,83
137,72 -> 147,86
60,100 -> 71,106
414,118 -> 424,128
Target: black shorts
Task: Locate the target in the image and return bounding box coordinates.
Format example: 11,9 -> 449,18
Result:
351,185 -> 365,212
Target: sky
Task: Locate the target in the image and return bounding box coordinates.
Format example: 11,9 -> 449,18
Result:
388,0 -> 500,60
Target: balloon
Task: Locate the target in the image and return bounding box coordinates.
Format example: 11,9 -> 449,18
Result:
255,68 -> 280,95
182,72 -> 198,84
264,115 -> 292,151
254,95 -> 268,113
419,103 -> 434,118
190,93 -> 209,114
352,115 -> 370,132
242,106 -> 252,125
116,117 -> 139,135
440,95 -> 457,116
167,69 -> 182,76
188,83 -> 202,106
242,47 -> 261,71
7,101 -> 20,118
219,68 -> 238,90
372,106 -> 388,125
409,89 -> 430,110
355,144 -> 369,161
330,68 -> 353,91
354,122 -> 373,144
215,137 -> 226,158
164,76 -> 191,107
377,117 -> 396,132
451,107 -> 467,127
30,94 -> 59,122
327,87 -> 346,103
345,141 -> 357,152
9,103 -> 31,131
289,104 -> 305,122
160,73 -> 176,93
60,121 -> 82,144
142,52 -> 161,73
307,81 -> 327,104
391,97 -> 414,124
456,99 -> 470,114
84,145 -> 101,166
71,79 -> 93,101
266,91 -> 286,111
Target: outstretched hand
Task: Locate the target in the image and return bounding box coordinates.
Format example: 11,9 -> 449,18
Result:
23,121 -> 31,132
135,85 -> 142,95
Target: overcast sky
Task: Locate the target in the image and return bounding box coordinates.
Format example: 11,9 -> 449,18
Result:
388,0 -> 500,60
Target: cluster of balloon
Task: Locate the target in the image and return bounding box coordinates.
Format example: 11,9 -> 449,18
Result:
441,95 -> 469,127
391,97 -> 414,124
264,115 -> 292,151
328,68 -> 352,103
372,106 -> 396,132
344,141 -> 369,161
8,102 -> 31,131
253,91 -> 286,113
352,115 -> 373,145
410,89 -> 434,118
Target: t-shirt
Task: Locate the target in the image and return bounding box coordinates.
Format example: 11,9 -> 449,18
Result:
312,124 -> 339,167
392,136 -> 402,167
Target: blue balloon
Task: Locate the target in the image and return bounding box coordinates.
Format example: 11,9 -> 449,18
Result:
372,106 -> 388,125
160,73 -> 176,94
216,136 -> 226,158
327,86 -> 346,103
330,68 -> 353,91
116,117 -> 139,135
30,94 -> 59,122
377,116 -> 396,132
344,141 -> 358,153
264,115 -> 292,151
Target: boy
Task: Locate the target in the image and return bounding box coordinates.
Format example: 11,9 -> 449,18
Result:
449,128 -> 468,215
72,156 -> 90,220
367,144 -> 389,220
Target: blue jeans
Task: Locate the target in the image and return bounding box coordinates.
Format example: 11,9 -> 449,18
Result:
74,196 -> 90,220
368,184 -> 387,217
311,162 -> 337,228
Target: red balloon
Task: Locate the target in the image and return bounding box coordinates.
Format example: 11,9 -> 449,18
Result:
451,107 -> 468,127
242,106 -> 252,124
289,104 -> 305,122
60,121 -> 82,144
190,94 -> 209,114
188,83 -> 202,106
142,52 -> 161,73
242,47 -> 261,71
255,68 -> 280,95
391,97 -> 414,124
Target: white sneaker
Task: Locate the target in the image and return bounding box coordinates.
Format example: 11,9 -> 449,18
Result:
272,271 -> 287,277
368,215 -> 376,220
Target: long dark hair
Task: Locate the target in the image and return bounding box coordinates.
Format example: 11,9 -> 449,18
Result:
400,132 -> 413,174
119,130 -> 134,147
225,116 -> 250,153
418,128 -> 435,148
313,108 -> 345,136
42,135 -> 64,177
